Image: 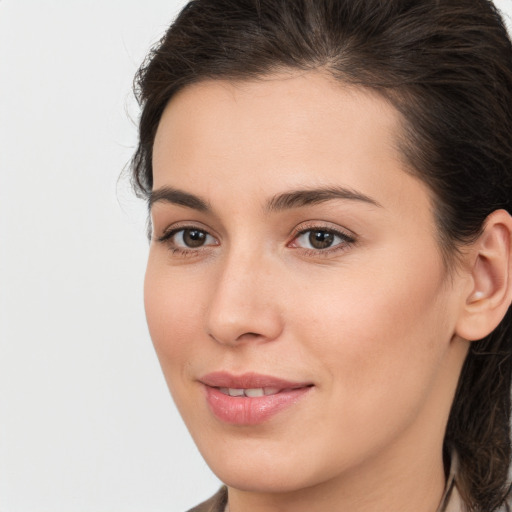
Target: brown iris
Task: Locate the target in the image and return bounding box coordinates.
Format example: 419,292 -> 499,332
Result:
182,229 -> 207,248
309,230 -> 335,249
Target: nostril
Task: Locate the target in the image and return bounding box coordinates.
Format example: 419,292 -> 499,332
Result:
208,330 -> 269,346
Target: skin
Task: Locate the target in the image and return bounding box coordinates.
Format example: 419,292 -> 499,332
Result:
145,72 -> 473,512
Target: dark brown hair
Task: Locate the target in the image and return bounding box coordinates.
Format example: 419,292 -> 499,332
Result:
131,1 -> 512,510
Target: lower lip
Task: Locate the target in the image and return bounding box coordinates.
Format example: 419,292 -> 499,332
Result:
204,386 -> 312,425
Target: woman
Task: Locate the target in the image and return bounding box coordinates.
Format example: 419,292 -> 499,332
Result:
131,1 -> 512,511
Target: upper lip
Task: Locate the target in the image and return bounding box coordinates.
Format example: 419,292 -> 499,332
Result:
200,371 -> 312,390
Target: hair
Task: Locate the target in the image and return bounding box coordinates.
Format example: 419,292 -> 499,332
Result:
130,1 -> 512,510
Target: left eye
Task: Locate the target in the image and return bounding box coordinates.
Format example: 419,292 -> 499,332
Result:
293,229 -> 350,250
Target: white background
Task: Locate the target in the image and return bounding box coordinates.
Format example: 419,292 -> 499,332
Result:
0,1 -> 511,511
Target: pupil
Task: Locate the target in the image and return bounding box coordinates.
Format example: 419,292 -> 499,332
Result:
309,230 -> 334,249
184,229 -> 206,248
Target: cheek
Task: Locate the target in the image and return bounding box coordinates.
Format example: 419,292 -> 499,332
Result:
289,249 -> 452,422
144,260 -> 205,382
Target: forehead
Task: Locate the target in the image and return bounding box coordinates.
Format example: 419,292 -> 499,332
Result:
152,71 -> 430,219
153,72 -> 403,174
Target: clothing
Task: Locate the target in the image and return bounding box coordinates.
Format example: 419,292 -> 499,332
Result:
187,487 -> 227,512
187,455 -> 511,512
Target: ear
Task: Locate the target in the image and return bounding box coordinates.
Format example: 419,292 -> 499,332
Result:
455,209 -> 512,341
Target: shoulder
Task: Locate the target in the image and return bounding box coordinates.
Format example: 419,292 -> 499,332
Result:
186,487 -> 228,512
503,496 -> 512,512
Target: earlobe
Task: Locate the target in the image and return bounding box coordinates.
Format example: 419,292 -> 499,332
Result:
455,209 -> 512,341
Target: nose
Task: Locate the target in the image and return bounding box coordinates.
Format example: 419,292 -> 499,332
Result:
205,251 -> 284,346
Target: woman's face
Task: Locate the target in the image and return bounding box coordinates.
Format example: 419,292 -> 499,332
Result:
146,73 -> 469,494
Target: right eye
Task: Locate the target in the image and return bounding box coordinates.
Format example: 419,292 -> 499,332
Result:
174,228 -> 215,248
158,227 -> 218,252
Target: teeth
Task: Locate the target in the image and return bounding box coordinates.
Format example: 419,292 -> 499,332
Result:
244,388 -> 264,397
218,387 -> 282,397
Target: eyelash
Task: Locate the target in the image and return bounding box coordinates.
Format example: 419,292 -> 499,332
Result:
156,223 -> 356,257
289,224 -> 356,257
157,225 -> 218,257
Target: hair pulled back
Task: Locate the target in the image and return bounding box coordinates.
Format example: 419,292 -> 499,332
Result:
131,1 -> 512,510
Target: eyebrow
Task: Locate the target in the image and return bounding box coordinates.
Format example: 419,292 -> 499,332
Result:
266,186 -> 382,212
148,185 -> 381,213
149,186 -> 210,212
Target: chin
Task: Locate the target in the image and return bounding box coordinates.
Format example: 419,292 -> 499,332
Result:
213,464 -> 318,494
197,438 -> 338,495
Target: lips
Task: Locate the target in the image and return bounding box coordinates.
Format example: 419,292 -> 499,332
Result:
200,372 -> 313,425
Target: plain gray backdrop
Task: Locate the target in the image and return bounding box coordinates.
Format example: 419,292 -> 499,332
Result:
1,1 -> 511,511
